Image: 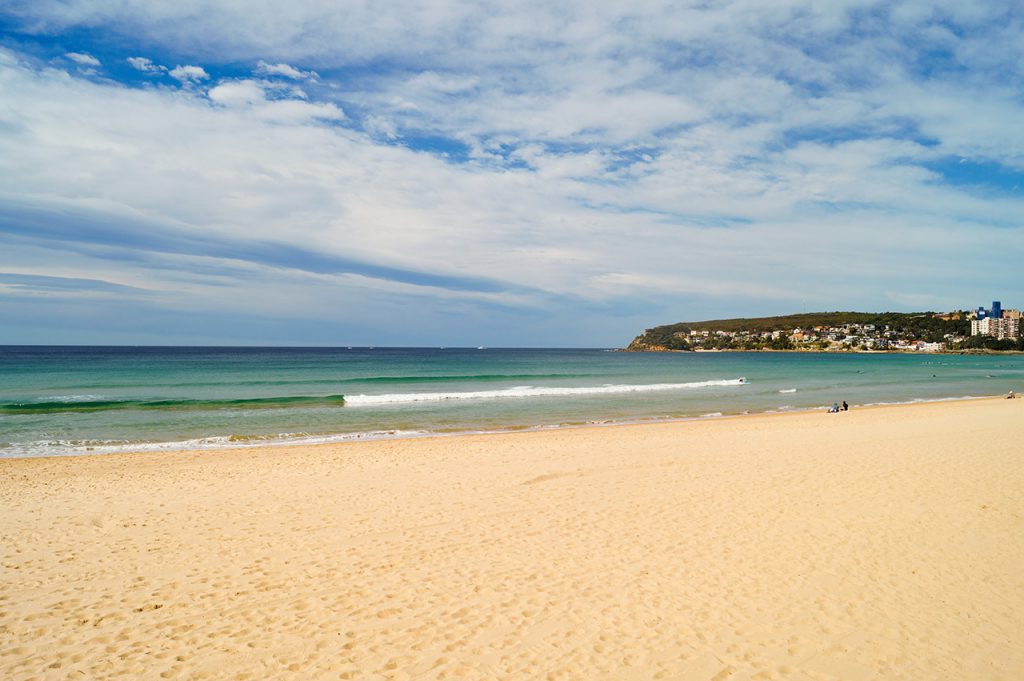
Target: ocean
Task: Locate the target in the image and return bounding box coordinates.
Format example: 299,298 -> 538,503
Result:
1,346 -> 1021,458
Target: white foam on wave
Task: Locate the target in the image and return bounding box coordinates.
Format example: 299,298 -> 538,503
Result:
778,388 -> 797,393
343,378 -> 748,406
857,395 -> 986,408
39,394 -> 104,402
0,429 -> 433,458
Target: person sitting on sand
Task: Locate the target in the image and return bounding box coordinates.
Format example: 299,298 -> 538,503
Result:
842,401 -> 849,411
829,402 -> 840,413
1009,391 -> 1016,399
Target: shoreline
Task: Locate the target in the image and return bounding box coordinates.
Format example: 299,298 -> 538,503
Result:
1,391 -> 1014,461
3,396 -> 1022,679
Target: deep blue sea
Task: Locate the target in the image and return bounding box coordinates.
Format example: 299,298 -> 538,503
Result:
1,346 -> 1022,457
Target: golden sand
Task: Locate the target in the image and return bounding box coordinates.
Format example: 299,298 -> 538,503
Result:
2,398 -> 1022,680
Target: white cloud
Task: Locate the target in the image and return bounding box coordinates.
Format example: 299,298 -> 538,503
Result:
207,78 -> 344,122
252,98 -> 345,124
127,56 -> 165,73
65,51 -> 100,67
406,71 -> 479,94
169,64 -> 209,83
2,0 -> 1024,342
255,60 -> 317,80
208,79 -> 266,106
363,115 -> 398,139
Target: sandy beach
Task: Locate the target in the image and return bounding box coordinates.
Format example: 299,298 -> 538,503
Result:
2,398 -> 1022,680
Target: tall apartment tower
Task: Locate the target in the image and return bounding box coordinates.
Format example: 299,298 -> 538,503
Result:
976,301 -> 1004,320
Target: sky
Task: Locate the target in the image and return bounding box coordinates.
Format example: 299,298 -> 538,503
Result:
0,1 -> 1022,347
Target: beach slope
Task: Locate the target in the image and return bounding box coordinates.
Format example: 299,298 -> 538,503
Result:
2,399 -> 1022,680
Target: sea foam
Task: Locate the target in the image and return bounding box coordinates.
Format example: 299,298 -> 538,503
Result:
344,378 -> 747,406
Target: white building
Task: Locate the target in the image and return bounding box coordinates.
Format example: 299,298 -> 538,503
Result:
971,317 -> 1021,340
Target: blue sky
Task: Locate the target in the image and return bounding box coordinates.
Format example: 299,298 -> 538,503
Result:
0,1 -> 1022,346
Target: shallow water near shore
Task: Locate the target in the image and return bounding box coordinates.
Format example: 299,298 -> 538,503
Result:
2,346 -> 1022,457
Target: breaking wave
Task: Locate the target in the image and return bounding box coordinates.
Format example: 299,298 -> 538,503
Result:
2,378 -> 748,414
344,378 -> 747,406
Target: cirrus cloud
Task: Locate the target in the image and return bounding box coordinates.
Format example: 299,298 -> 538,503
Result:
64,51 -> 100,66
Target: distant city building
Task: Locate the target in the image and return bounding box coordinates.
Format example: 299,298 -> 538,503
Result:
975,301 -> 1003,320
971,316 -> 1020,340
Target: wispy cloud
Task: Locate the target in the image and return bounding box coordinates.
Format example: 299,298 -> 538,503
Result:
126,56 -> 165,73
255,60 -> 317,81
64,51 -> 100,67
0,272 -> 148,297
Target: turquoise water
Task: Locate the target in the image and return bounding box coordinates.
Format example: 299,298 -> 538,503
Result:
1,346 -> 1021,457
